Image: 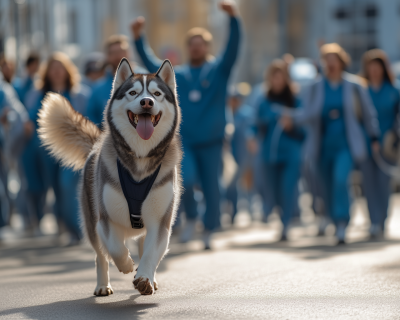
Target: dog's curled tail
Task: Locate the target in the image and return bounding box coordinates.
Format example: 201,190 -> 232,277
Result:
38,92 -> 101,171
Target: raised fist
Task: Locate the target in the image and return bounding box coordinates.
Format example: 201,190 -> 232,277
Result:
130,16 -> 145,40
219,1 -> 238,16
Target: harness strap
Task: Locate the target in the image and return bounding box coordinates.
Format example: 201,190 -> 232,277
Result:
117,159 -> 161,229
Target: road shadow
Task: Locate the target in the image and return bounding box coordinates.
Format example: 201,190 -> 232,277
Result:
0,294 -> 157,320
228,237 -> 400,260
0,238 -> 95,275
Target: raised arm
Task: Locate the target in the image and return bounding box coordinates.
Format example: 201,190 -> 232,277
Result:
217,1 -> 241,74
131,17 -> 163,73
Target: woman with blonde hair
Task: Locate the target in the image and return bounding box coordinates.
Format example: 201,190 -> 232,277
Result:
249,59 -> 305,241
280,43 -> 380,244
22,52 -> 90,243
359,49 -> 400,239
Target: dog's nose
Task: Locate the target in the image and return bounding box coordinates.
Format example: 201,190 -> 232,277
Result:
140,98 -> 154,109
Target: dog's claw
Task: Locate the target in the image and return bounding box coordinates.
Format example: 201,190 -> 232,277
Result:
133,277 -> 154,295
94,285 -> 114,296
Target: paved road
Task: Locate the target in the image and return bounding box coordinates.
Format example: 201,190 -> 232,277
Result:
1,197 -> 400,320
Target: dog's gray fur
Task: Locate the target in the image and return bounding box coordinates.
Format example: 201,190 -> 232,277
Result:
38,59 -> 182,296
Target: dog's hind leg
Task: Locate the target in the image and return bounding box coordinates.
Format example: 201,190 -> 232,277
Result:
101,221 -> 134,275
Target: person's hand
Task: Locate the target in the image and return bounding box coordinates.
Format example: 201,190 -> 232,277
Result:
24,121 -> 34,138
279,114 -> 294,132
219,1 -> 238,16
130,16 -> 145,40
247,138 -> 258,155
372,141 -> 380,154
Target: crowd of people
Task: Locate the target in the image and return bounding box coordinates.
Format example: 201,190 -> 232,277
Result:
0,1 -> 399,249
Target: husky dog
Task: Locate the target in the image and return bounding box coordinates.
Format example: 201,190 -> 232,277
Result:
38,58 -> 182,296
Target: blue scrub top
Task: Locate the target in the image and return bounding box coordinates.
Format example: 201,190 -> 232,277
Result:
86,72 -> 114,127
13,76 -> 34,105
231,104 -> 254,167
254,97 -> 304,164
321,79 -> 349,159
368,81 -> 400,142
135,16 -> 241,146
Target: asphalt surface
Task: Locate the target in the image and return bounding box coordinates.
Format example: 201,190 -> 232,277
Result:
1,196 -> 400,320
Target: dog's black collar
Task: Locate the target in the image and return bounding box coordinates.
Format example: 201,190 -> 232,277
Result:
117,159 -> 161,229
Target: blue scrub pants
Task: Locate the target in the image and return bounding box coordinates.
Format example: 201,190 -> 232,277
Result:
59,168 -> 82,239
254,155 -> 273,219
263,158 -> 301,228
0,156 -> 10,228
360,158 -> 390,228
181,142 -> 223,231
319,149 -> 353,225
225,169 -> 239,219
21,137 -> 48,225
225,165 -> 254,220
22,137 -> 62,226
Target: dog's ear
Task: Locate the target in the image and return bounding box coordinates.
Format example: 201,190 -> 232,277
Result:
112,58 -> 134,94
156,60 -> 176,93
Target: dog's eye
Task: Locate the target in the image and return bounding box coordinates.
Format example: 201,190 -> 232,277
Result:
154,91 -> 161,96
129,91 -> 137,96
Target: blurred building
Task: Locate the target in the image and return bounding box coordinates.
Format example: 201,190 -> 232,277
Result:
1,0 -> 400,84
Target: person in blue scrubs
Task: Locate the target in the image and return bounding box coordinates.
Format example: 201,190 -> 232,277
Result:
225,89 -> 255,224
13,53 -> 40,103
280,44 -> 380,245
131,1 -> 241,249
12,53 -> 40,231
359,49 -> 400,239
248,60 -> 304,241
0,73 -> 31,232
86,35 -> 147,128
81,52 -> 106,90
24,52 -> 90,243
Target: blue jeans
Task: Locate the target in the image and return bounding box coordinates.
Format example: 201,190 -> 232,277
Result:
263,159 -> 301,228
181,142 -> 223,231
319,149 -> 353,225
360,157 -> 390,228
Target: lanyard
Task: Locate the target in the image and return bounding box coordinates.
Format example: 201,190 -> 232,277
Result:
183,62 -> 212,90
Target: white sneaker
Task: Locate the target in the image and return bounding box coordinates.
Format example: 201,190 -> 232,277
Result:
336,222 -> 346,244
180,220 -> 196,243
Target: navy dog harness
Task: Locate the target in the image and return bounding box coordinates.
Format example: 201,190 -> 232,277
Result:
117,159 -> 161,229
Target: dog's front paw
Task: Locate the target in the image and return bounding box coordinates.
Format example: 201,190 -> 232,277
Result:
116,256 -> 134,274
94,285 -> 114,296
133,276 -> 154,295
154,278 -> 158,291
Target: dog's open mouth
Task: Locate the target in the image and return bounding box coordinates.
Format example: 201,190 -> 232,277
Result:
127,111 -> 162,140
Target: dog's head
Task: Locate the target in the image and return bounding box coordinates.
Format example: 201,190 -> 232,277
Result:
107,58 -> 180,157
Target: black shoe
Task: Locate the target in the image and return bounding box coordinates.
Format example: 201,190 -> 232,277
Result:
279,234 -> 288,242
337,239 -> 346,245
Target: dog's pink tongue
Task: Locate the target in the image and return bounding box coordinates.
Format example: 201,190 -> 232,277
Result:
136,114 -> 154,140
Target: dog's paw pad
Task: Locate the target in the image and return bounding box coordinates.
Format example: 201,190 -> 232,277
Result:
117,257 -> 134,274
94,285 -> 114,296
133,277 -> 154,295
